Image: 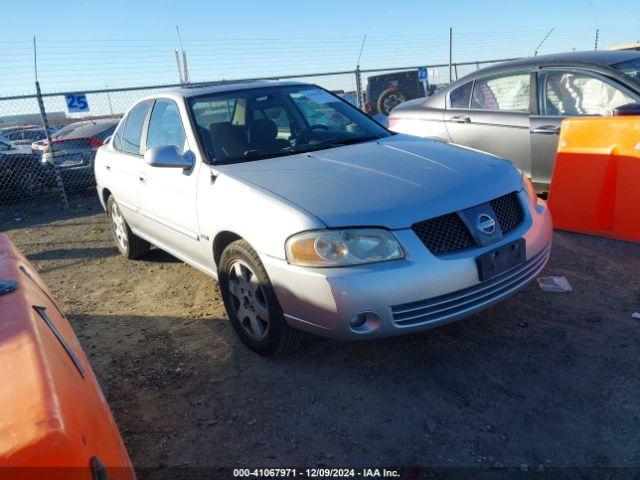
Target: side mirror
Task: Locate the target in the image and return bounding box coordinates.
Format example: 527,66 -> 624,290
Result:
613,102 -> 640,116
373,114 -> 389,128
144,145 -> 193,169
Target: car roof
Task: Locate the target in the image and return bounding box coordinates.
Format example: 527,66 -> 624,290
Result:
142,80 -> 311,101
459,51 -> 640,82
53,119 -> 119,138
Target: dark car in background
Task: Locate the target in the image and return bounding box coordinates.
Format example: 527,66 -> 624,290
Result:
388,51 -> 640,189
33,119 -> 119,191
0,138 -> 44,200
4,128 -> 47,147
0,124 -> 40,137
364,70 -> 427,116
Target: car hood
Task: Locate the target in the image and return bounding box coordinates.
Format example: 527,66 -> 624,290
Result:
217,134 -> 523,229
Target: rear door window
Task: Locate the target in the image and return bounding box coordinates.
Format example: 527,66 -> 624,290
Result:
449,81 -> 473,109
471,73 -> 530,112
121,101 -> 151,155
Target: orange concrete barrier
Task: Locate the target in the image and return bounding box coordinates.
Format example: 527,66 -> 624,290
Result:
0,233 -> 135,480
547,116 -> 640,242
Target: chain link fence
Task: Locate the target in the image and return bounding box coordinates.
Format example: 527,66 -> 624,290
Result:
0,58 -> 515,216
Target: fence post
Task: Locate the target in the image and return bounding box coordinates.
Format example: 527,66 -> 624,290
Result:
448,27 -> 453,84
35,81 -> 69,209
355,66 -> 364,110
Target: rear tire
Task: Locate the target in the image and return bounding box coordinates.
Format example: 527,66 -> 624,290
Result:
219,239 -> 304,356
107,196 -> 150,259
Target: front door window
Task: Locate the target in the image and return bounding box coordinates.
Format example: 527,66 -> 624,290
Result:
540,71 -> 635,116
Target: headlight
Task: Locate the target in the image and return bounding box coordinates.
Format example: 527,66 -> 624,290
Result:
286,228 -> 404,267
522,173 -> 537,206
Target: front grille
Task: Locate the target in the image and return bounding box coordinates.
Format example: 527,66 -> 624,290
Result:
412,192 -> 525,255
391,244 -> 551,327
412,213 -> 475,255
491,192 -> 524,234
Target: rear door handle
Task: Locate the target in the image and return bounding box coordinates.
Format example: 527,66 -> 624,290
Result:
448,115 -> 471,123
105,165 -> 111,171
531,125 -> 560,134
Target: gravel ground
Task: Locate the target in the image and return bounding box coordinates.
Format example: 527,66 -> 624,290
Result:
2,199 -> 640,474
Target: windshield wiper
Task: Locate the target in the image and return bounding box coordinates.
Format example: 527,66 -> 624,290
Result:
287,135 -> 385,154
333,134 -> 386,146
214,148 -> 296,164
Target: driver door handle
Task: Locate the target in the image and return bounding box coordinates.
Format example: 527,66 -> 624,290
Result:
448,115 -> 471,123
138,176 -> 146,185
531,125 -> 561,135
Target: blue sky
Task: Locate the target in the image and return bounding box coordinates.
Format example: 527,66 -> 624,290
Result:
1,0 -> 639,97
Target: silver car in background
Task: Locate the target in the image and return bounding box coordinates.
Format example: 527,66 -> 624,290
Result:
95,81 -> 552,355
388,51 -> 640,190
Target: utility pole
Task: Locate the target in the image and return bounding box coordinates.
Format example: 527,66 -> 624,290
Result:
175,49 -> 184,84
594,29 -> 599,51
176,26 -> 189,83
448,27 -> 453,84
182,50 -> 190,84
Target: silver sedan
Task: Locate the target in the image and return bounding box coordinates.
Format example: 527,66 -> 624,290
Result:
95,81 -> 552,355
388,51 -> 640,190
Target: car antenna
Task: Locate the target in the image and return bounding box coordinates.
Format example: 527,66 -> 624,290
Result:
534,28 -> 554,56
356,34 -> 367,69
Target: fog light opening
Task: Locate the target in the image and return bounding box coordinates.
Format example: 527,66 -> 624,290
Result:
349,311 -> 381,333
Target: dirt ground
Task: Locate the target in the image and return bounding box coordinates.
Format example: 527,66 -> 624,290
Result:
2,199 -> 640,473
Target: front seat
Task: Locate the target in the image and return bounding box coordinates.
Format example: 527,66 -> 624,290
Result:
208,122 -> 247,160
247,119 -> 289,152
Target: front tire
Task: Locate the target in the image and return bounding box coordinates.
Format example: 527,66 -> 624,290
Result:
107,195 -> 150,259
219,240 -> 304,356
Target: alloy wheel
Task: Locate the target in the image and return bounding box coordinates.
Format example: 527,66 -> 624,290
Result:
110,202 -> 128,252
227,259 -> 270,341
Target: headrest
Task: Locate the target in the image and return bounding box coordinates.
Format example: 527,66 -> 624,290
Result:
248,119 -> 278,145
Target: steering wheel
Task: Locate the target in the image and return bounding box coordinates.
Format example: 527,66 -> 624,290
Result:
294,124 -> 330,145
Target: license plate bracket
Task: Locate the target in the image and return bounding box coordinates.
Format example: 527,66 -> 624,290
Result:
476,239 -> 526,281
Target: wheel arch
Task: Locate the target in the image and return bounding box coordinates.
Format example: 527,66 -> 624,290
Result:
101,188 -> 112,210
213,231 -> 243,269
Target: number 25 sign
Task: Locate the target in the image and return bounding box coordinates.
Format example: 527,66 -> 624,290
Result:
65,93 -> 90,113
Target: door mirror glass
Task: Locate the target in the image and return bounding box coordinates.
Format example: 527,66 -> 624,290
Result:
144,145 -> 193,169
613,102 -> 640,116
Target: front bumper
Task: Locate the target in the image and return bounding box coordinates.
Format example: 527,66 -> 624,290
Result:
262,191 -> 553,340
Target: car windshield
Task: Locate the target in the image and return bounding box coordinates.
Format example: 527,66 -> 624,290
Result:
612,57 -> 640,83
188,85 -> 391,164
